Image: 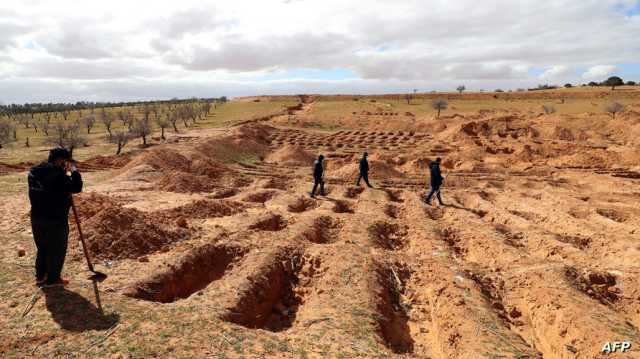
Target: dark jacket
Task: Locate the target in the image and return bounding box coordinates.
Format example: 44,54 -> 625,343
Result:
28,162 -> 83,221
359,157 -> 369,174
313,159 -> 324,179
429,161 -> 443,186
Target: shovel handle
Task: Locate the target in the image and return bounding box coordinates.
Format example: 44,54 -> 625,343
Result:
71,196 -> 95,272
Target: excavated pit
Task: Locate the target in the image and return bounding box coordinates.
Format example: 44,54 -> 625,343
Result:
300,216 -> 342,244
223,252 -> 311,332
249,213 -> 287,231
242,190 -> 279,203
596,208 -> 629,223
287,197 -> 319,213
124,244 -> 245,303
374,264 -> 414,354
368,221 -> 408,250
332,200 -> 355,214
565,266 -> 620,306
344,186 -> 364,198
554,233 -> 591,250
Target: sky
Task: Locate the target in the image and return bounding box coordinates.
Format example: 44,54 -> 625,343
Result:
0,0 -> 639,103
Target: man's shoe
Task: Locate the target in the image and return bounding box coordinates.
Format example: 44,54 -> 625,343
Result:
44,278 -> 69,288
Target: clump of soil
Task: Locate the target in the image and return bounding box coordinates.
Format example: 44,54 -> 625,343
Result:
288,197 -> 318,213
71,192 -> 123,222
439,227 -> 465,256
384,204 -> 402,219
249,213 -> 287,231
209,188 -> 238,199
124,243 -> 245,303
565,267 -> 619,305
300,216 -> 342,244
156,200 -> 246,221
75,205 -> 190,260
385,189 -> 404,203
368,221 -> 408,250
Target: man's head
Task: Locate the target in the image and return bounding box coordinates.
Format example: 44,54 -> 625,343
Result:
318,154 -> 325,161
436,157 -> 442,164
48,148 -> 71,167
363,152 -> 368,158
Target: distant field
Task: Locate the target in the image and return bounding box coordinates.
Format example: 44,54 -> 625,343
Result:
0,99 -> 297,165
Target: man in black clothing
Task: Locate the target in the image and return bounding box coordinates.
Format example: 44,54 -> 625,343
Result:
355,152 -> 373,188
425,157 -> 444,205
310,154 -> 325,198
28,148 -> 83,287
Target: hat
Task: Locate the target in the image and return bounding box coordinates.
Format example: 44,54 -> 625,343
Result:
48,148 -> 71,163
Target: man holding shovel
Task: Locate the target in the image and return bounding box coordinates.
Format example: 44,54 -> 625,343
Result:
28,148 -> 83,287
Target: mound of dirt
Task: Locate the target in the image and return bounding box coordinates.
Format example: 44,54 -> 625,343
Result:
76,205 -> 190,260
265,145 -> 315,165
332,161 -> 405,180
71,192 -> 123,222
156,172 -> 219,193
156,200 -> 246,221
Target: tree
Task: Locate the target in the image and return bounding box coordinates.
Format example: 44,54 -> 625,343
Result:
604,76 -> 624,90
604,102 -> 625,119
202,101 -> 212,115
404,94 -> 412,105
0,120 -> 16,149
456,85 -> 465,94
100,110 -> 114,138
49,122 -> 86,156
38,119 -> 50,136
154,114 -> 170,140
108,131 -> 131,155
564,83 -> 573,88
588,81 -> 599,87
432,99 -> 448,118
168,111 -> 179,133
82,114 -> 96,134
132,118 -> 152,146
494,89 -> 504,93
542,104 -> 556,114
61,110 -> 70,121
626,81 -> 637,86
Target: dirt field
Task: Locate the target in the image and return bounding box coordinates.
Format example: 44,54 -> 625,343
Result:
2,88 -> 640,358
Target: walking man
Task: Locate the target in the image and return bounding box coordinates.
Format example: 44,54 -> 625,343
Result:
425,157 -> 444,205
356,152 -> 373,188
310,154 -> 325,198
28,148 -> 83,287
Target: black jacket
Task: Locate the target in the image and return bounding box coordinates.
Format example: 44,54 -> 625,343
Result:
28,162 -> 83,221
313,159 -> 324,179
429,161 -> 443,186
359,157 -> 369,174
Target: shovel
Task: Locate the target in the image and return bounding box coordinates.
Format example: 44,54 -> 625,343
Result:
70,196 -> 107,281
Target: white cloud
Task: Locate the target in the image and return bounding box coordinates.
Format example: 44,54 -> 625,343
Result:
0,0 -> 638,102
581,65 -> 617,80
539,65 -> 571,80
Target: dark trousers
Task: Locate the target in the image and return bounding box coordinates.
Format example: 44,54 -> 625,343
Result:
425,184 -> 443,205
356,172 -> 372,187
32,218 -> 69,284
311,177 -> 325,197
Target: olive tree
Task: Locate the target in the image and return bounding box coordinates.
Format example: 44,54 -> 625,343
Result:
82,114 -> 96,134
154,114 -> 170,140
431,99 -> 448,118
456,85 -> 466,94
604,102 -> 625,119
604,76 -> 624,90
108,130 -> 131,155
131,118 -> 152,146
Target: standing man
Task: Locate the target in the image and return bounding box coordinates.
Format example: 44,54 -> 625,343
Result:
28,148 -> 83,287
310,154 -> 325,198
425,157 -> 444,205
356,152 -> 373,188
